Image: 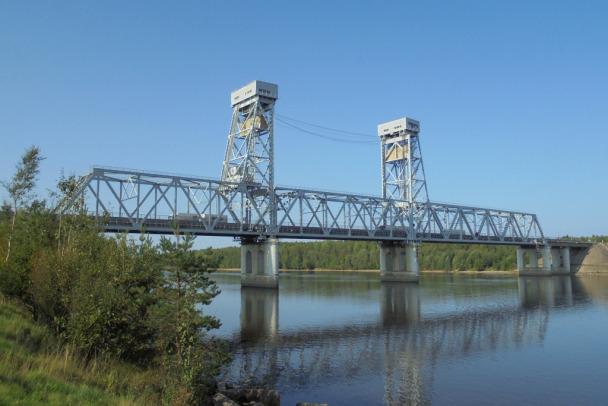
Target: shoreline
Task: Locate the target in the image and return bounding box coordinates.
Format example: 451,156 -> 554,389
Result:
216,268 -> 608,276
217,268 -> 519,275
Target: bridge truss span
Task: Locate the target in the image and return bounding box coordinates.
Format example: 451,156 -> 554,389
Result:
68,166 -> 544,246
266,187 -> 543,244
64,80 -> 556,286
69,167 -> 275,239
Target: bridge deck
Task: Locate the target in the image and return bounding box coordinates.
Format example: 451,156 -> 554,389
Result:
102,216 -> 541,246
65,167 -> 546,246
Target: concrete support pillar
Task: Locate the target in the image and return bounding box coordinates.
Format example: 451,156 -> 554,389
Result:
550,248 -> 561,272
550,247 -> 571,275
562,248 -> 571,272
517,246 -> 551,276
241,238 -> 279,288
540,246 -> 551,269
380,242 -> 419,283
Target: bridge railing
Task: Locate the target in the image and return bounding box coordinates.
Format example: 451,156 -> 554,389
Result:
62,167 -> 276,237
274,187 -> 544,244
62,167 -> 544,245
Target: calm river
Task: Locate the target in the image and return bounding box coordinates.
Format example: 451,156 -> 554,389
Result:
206,272 -> 608,405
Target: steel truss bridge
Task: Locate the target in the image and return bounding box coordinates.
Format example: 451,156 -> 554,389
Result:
72,166 -> 544,246
64,79 -> 551,286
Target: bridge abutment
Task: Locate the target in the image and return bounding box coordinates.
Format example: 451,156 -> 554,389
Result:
380,242 -> 419,283
241,238 -> 279,288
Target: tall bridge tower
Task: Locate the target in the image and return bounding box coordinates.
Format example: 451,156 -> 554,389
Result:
222,80 -> 278,191
223,80 -> 280,287
377,117 -> 429,283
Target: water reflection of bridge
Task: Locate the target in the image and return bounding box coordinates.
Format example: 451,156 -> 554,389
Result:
222,276 -> 589,404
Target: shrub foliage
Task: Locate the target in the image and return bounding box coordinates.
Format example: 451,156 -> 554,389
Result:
0,148 -> 229,404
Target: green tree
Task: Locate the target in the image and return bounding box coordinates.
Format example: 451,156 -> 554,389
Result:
156,231 -> 229,404
2,146 -> 44,262
0,157 -> 231,403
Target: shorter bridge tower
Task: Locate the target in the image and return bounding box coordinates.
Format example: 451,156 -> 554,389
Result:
378,118 -> 428,283
378,117 -> 428,204
222,80 -> 280,288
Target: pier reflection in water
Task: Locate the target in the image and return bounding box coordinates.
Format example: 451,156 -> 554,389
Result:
209,273 -> 605,405
240,287 -> 279,342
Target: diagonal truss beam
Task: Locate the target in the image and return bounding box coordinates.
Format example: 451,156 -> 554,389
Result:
65,167 -> 545,246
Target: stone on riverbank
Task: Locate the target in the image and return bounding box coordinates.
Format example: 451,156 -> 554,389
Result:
296,403 -> 329,406
220,388 -> 280,406
212,392 -> 239,406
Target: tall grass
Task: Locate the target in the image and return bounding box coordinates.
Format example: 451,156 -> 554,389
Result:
0,299 -> 162,405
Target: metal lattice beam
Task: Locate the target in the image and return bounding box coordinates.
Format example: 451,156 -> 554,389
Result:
60,80 -> 546,247
64,167 -> 544,246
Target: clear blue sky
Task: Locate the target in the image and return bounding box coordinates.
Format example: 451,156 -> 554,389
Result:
1,1 -> 607,247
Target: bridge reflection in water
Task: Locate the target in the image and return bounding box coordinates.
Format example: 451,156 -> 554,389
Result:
221,276 -> 589,404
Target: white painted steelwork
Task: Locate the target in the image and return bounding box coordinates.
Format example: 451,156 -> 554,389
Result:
222,80 -> 277,189
378,117 -> 429,204
61,79 -> 547,249
63,167 -> 544,245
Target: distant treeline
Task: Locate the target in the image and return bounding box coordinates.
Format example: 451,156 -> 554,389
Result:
563,235 -> 607,243
209,240 -> 522,271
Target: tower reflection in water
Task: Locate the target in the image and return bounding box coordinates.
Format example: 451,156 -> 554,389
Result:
229,276 -> 587,405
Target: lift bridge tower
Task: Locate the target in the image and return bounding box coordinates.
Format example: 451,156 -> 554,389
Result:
222,80 -> 280,287
378,117 -> 429,204
222,80 -> 278,192
377,118 -> 429,282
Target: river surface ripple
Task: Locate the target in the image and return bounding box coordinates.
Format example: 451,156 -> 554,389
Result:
206,272 -> 608,406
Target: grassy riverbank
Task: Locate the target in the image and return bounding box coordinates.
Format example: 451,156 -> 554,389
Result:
0,299 -> 155,405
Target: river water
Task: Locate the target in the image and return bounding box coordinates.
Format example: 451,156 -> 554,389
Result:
206,272 -> 608,405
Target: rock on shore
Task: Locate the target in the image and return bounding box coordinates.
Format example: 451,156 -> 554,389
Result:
211,387 -> 280,406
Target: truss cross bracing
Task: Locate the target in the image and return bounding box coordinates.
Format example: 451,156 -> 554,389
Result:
222,80 -> 277,189
378,118 -> 429,204
64,166 -> 544,246
63,80 -> 546,247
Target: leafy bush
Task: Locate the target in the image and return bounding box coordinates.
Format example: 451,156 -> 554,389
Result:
0,148 -> 230,404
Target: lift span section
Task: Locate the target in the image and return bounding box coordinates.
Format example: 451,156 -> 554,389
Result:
67,167 -> 544,246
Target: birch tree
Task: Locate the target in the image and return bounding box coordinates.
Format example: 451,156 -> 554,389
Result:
2,146 -> 44,262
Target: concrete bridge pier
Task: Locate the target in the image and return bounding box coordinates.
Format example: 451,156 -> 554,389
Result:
550,246 -> 571,275
241,238 -> 279,288
517,246 -> 573,276
517,246 -> 551,276
380,242 -> 419,283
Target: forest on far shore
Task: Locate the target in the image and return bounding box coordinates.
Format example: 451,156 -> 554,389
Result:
209,240 -> 517,271
208,236 -> 607,272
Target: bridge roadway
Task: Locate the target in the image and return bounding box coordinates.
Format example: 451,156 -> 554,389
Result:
69,166 -> 545,246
